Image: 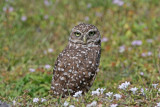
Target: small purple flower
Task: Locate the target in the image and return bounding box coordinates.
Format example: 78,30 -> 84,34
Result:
119,45 -> 125,53
158,53 -> 160,58
140,72 -> 144,76
44,0 -> 50,6
128,47 -> 132,51
113,0 -> 124,6
48,48 -> 54,53
131,40 -> 142,46
146,39 -> 153,43
21,16 -> 27,21
9,6 -> 14,12
101,37 -> 108,42
84,16 -> 89,21
95,12 -> 102,17
45,64 -> 51,69
29,68 -> 35,72
147,51 -> 152,56
136,40 -> 142,45
141,53 -> 146,57
87,3 -> 92,8
3,7 -> 7,12
44,15 -> 49,20
43,50 -> 47,54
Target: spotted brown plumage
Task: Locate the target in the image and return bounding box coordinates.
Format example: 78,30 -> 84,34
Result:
51,23 -> 101,97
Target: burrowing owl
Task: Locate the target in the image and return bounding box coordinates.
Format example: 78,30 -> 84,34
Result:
51,23 -> 101,97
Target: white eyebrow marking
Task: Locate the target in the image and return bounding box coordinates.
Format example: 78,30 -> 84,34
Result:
86,29 -> 97,34
72,29 -> 82,33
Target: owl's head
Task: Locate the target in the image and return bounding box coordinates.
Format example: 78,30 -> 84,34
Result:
69,23 -> 101,46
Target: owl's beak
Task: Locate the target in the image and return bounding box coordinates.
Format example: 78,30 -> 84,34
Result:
83,36 -> 87,44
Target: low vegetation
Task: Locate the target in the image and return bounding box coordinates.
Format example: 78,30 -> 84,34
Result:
0,0 -> 160,106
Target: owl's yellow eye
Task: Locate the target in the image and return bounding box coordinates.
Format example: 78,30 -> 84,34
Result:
74,32 -> 81,37
89,31 -> 96,36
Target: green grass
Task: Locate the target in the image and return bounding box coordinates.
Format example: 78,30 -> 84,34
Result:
0,0 -> 160,106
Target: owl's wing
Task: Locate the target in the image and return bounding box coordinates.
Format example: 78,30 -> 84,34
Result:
52,46 -> 70,81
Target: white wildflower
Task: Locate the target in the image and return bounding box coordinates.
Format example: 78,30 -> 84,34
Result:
69,105 -> 75,107
64,101 -> 69,107
99,88 -> 106,94
86,101 -> 97,107
92,88 -> 106,96
113,94 -> 122,100
130,87 -> 138,94
73,91 -> 82,97
110,104 -> 118,107
106,92 -> 113,97
156,102 -> 160,107
118,81 -> 130,90
141,88 -> 148,95
13,100 -> 16,105
141,88 -> 144,95
92,90 -> 100,96
152,84 -> 158,89
33,98 -> 39,103
41,98 -> 46,102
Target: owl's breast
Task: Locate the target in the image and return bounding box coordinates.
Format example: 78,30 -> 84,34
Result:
72,46 -> 100,73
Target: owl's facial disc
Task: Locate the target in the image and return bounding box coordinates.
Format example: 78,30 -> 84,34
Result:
85,29 -> 100,44
83,29 -> 97,44
69,23 -> 101,46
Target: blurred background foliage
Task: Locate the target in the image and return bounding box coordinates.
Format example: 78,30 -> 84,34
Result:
0,0 -> 160,99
